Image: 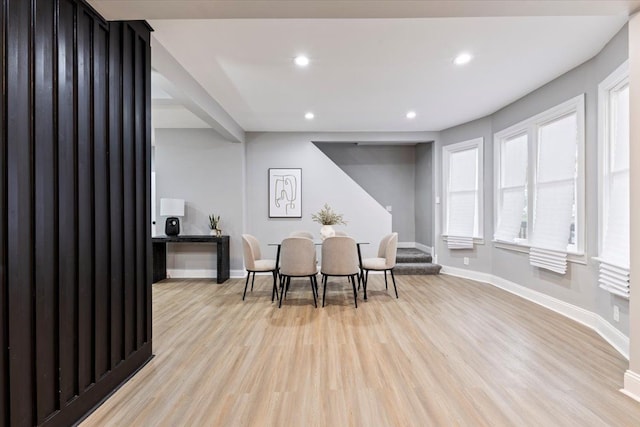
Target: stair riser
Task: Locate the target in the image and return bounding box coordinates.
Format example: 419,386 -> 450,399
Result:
394,248 -> 440,275
396,255 -> 432,263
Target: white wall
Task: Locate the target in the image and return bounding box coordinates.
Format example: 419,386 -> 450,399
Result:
415,143 -> 433,248
314,143 -> 417,242
624,11 -> 640,399
155,128 -> 245,274
245,132 -> 393,259
435,25 -> 630,336
436,117 -> 494,274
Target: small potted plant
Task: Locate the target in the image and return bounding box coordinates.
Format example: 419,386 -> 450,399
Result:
311,203 -> 347,240
208,214 -> 222,236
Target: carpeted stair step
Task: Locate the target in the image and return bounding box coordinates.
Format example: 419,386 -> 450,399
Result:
393,248 -> 441,275
396,248 -> 432,263
394,262 -> 442,275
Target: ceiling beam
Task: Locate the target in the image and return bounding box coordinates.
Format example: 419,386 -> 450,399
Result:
151,36 -> 245,143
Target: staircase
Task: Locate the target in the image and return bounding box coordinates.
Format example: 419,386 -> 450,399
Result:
394,248 -> 441,275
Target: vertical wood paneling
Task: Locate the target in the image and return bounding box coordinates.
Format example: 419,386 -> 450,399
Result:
122,24 -> 136,357
34,0 -> 58,421
108,22 -> 124,367
92,22 -> 110,381
134,32 -> 145,348
6,0 -> 35,425
77,9 -> 94,392
0,0 -> 8,425
144,29 -> 152,345
2,1 -> 152,425
57,0 -> 79,405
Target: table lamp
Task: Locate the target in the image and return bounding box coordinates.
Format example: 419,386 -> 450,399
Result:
160,198 -> 185,236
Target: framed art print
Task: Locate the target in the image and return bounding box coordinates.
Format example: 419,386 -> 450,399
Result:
269,168 -> 302,218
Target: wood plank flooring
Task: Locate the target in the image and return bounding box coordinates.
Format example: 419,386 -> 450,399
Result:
81,274 -> 640,426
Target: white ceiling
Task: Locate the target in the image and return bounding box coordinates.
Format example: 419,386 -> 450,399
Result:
89,1 -> 637,132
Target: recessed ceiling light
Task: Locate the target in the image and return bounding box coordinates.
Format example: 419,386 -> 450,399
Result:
406,111 -> 417,119
294,55 -> 310,67
454,52 -> 473,66
305,112 -> 314,120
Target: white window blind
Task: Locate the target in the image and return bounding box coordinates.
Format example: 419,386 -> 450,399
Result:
598,63 -> 629,297
443,139 -> 483,249
601,84 -> 629,267
495,134 -> 527,242
529,113 -> 578,274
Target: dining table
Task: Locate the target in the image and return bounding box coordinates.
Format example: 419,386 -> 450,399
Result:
269,239 -> 369,295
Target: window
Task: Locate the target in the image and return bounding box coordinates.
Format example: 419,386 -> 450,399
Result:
495,133 -> 528,242
597,61 -> 629,297
442,138 -> 483,247
494,95 -> 585,256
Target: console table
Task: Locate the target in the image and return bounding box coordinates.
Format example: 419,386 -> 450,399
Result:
152,235 -> 230,284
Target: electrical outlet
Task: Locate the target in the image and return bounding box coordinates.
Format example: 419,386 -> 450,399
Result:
613,305 -> 620,322
435,196 -> 441,204
463,257 -> 469,266
386,205 -> 392,212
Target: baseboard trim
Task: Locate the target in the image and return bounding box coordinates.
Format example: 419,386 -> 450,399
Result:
622,370 -> 640,402
397,241 -> 415,249
441,265 -> 629,359
167,269 -> 245,279
397,241 -> 433,254
415,243 -> 433,254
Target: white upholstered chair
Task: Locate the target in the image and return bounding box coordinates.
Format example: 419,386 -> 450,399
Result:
289,230 -> 314,240
278,237 -> 318,308
320,236 -> 360,308
241,234 -> 278,301
361,232 -> 399,299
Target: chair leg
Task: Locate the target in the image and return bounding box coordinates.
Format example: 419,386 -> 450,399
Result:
285,276 -> 291,298
384,270 -> 388,289
242,271 -> 250,300
309,276 -> 317,308
322,275 -> 328,307
313,274 -> 319,298
278,275 -> 286,308
251,272 -> 255,292
390,269 -> 398,298
350,274 -> 358,308
271,270 -> 278,302
364,270 -> 369,300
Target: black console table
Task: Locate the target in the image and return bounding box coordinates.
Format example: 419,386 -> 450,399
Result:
152,235 -> 230,284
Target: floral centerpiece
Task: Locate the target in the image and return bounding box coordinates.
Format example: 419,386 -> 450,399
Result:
312,203 -> 346,239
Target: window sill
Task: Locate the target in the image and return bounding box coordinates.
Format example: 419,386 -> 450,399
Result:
493,240 -> 587,265
442,235 -> 485,245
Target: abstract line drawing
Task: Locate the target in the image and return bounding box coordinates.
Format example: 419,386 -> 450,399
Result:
274,174 -> 297,213
269,168 -> 302,218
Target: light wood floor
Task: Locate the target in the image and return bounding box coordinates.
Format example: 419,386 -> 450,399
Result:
82,274 -> 640,426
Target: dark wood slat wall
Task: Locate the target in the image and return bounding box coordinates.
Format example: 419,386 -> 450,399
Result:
57,0 -> 79,406
6,1 -> 35,425
121,23 -> 135,359
1,1 -> 153,426
34,0 -> 58,422
108,21 -> 124,369
0,0 -> 6,423
93,21 -> 110,385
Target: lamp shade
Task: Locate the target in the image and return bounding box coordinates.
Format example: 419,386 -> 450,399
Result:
160,198 -> 185,217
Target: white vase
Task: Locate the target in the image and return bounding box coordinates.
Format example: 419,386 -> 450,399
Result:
320,225 -> 335,240
209,229 -> 216,236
